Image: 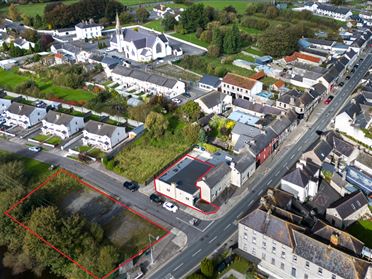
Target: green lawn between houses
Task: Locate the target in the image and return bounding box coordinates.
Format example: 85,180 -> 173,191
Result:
32,134 -> 62,145
347,219 -> 372,248
0,69 -> 94,103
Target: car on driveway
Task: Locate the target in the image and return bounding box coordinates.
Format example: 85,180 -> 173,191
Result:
324,95 -> 334,105
182,92 -> 191,98
28,146 -> 41,152
163,201 -> 178,213
172,98 -> 181,104
149,193 -> 164,204
123,181 -> 139,192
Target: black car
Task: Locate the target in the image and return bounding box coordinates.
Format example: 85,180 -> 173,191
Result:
346,76 -> 351,80
149,193 -> 163,204
338,82 -> 344,87
182,92 -> 191,98
123,181 -> 139,192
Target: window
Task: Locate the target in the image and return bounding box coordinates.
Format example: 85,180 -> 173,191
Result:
293,255 -> 297,262
243,232 -> 248,240
291,267 -> 296,278
271,258 -> 275,265
280,262 -> 285,270
305,261 -> 310,269
332,275 -> 336,279
318,268 -> 323,276
252,237 -> 256,244
185,197 -> 189,201
156,43 -> 162,53
281,251 -> 286,259
304,274 -> 308,279
262,241 -> 266,250
262,253 -> 266,260
272,246 -> 276,254
252,248 -> 256,255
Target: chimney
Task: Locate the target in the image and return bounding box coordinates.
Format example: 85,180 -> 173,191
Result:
351,98 -> 356,105
171,182 -> 177,188
296,162 -> 304,171
56,114 -> 61,120
260,196 -> 268,208
98,124 -> 102,130
290,97 -> 295,106
330,232 -> 340,247
230,161 -> 235,170
261,129 -> 267,135
18,105 -> 23,112
267,188 -> 274,199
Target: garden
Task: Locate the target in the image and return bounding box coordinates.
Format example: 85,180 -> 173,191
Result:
347,209 -> 372,248
31,133 -> 62,146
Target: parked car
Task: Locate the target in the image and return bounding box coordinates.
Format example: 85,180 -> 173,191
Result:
149,193 -> 164,204
182,92 -> 191,98
189,217 -> 200,226
163,201 -> 178,213
123,181 -> 139,192
35,100 -> 47,108
172,98 -> 181,104
324,95 -> 334,105
28,146 -> 41,152
338,82 -> 344,87
346,76 -> 351,80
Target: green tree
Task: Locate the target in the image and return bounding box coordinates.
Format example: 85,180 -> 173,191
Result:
223,24 -> 240,54
33,14 -> 43,29
8,4 -> 21,21
200,257 -> 214,278
207,44 -> 220,57
212,28 -> 223,49
96,245 -> 120,275
179,4 -> 207,33
136,7 -> 150,23
145,111 -> 169,137
178,100 -> 201,122
120,11 -> 134,24
198,129 -> 207,143
265,5 -> 279,18
183,124 -> 200,142
162,14 -> 177,31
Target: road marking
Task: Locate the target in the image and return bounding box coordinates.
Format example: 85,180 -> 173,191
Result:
237,210 -> 244,219
275,170 -> 280,176
224,223 -> 231,231
248,200 -> 254,206
290,154 -> 295,159
297,146 -> 301,152
208,236 -> 218,243
192,249 -> 202,257
201,220 -> 215,233
173,263 -> 184,272
266,179 -> 272,186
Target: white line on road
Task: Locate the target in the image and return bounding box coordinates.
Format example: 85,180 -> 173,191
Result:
248,200 -> 254,206
275,170 -> 280,176
173,263 -> 184,272
208,236 -> 218,243
192,249 -> 202,257
202,220 -> 215,233
237,210 -> 244,219
266,179 -> 272,186
290,154 -> 295,159
297,146 -> 301,152
224,223 -> 231,231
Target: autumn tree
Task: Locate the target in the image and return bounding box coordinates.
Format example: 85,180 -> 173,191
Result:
8,4 -> 21,21
145,111 -> 169,138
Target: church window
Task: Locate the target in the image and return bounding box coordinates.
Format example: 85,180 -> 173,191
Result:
156,43 -> 162,53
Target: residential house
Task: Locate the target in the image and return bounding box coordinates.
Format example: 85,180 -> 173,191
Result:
51,40 -> 98,63
247,127 -> 278,166
314,4 -> 352,21
283,52 -> 322,66
305,38 -> 336,50
153,4 -> 184,20
299,47 -> 329,61
75,20 -> 103,40
269,109 -> 298,145
195,91 -> 232,114
326,191 -> 369,229
88,54 -> 121,75
198,75 -> 222,91
5,102 -> 47,128
110,15 -> 177,62
231,122 -> 262,149
271,80 -> 285,92
353,151 -> 372,175
280,159 -> 320,202
221,73 -> 263,100
334,94 -> 372,148
230,153 -> 256,187
54,27 -> 76,37
232,99 -> 283,119
238,197 -> 372,279
13,38 -> 35,50
317,62 -> 345,92
110,65 -> 185,98
41,110 -> 84,140
0,98 -> 11,113
82,120 -> 127,151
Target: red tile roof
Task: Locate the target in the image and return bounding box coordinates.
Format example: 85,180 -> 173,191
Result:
250,70 -> 265,80
284,52 -> 321,64
222,73 -> 257,90
55,53 -> 63,59
273,80 -> 285,88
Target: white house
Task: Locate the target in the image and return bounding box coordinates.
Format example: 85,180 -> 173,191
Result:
334,94 -> 372,148
75,20 -> 103,40
198,75 -> 221,91
110,65 -> 185,98
230,153 -> 256,187
13,38 -> 35,50
82,120 -> 127,151
110,14 -> 177,62
5,102 -> 46,128
153,4 -> 184,20
195,91 -> 232,114
280,159 -> 320,202
41,110 -> 84,140
0,98 -> 11,114
221,73 -> 263,100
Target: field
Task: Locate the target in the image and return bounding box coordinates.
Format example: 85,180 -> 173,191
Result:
169,0 -> 255,14
347,219 -> 372,248
171,32 -> 209,48
0,69 -> 94,103
4,169 -> 168,279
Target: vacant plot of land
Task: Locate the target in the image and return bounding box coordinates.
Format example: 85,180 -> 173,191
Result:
347,219 -> 372,248
0,69 -> 94,103
171,32 -> 209,48
155,64 -> 200,81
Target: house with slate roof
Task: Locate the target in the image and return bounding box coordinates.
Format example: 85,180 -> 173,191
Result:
0,98 -> 11,114
195,91 -> 232,114
82,120 -> 127,151
269,109 -> 298,145
326,191 -> 369,229
5,102 -> 47,129
199,75 -> 222,91
75,20 -> 103,40
334,94 -> 372,148
13,38 -> 35,50
238,189 -> 372,279
110,14 -> 176,62
41,110 -> 84,140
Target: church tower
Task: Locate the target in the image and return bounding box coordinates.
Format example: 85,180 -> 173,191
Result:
115,12 -> 123,52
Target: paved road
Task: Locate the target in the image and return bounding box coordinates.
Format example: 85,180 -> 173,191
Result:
150,53 -> 372,279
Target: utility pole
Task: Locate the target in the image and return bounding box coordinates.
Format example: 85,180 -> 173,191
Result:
148,234 -> 159,265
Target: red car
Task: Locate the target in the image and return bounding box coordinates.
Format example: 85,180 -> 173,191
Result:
324,95 -> 334,105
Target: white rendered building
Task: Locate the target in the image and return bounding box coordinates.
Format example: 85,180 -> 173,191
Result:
5,102 -> 46,128
41,110 -> 84,139
75,21 -> 103,40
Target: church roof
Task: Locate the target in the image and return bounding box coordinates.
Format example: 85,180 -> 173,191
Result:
122,28 -> 169,49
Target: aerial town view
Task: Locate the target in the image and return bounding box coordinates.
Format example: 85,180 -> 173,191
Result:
0,0 -> 371,278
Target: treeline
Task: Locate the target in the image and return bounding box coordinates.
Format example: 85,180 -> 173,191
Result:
0,159 -> 121,279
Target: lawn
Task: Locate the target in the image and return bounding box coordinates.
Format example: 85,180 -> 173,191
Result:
144,19 -> 164,32
171,32 -> 209,48
0,69 -> 94,103
32,134 -> 62,145
218,255 -> 256,279
347,219 -> 372,248
168,1 -> 251,14
244,47 -> 264,56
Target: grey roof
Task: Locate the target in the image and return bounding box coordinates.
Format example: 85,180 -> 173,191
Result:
340,94 -> 371,129
84,120 -> 118,137
201,162 -> 231,188
329,191 -> 368,219
282,160 -> 319,188
197,91 -> 224,109
7,102 -> 39,116
159,157 -> 211,195
278,90 -> 316,108
233,99 -> 282,115
355,152 -> 372,169
249,127 -> 277,155
316,4 -> 351,15
306,38 -> 335,46
322,66 -> 339,83
112,65 -> 179,89
233,153 -> 256,173
75,22 -> 100,29
122,28 -> 168,49
232,122 -> 261,138
306,180 -> 342,215
300,48 -> 329,58
311,83 -> 327,96
44,110 -> 80,126
270,110 -> 297,136
199,75 -> 221,88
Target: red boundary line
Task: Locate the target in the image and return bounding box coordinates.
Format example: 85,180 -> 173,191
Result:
154,154 -> 220,215
3,168 -> 170,279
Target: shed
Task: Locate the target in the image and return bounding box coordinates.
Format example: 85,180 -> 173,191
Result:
255,56 -> 273,65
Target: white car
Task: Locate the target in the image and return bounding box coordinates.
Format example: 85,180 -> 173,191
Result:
163,201 -> 178,213
172,98 -> 181,104
28,146 -> 41,152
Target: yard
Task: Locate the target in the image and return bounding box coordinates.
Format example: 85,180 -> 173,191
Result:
32,134 -> 62,145
76,145 -> 105,159
0,69 -> 94,104
347,219 -> 372,248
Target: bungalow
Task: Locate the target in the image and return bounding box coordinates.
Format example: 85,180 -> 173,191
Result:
221,73 -> 263,100
13,38 -> 35,50
41,110 -> 84,140
326,191 -> 369,229
314,4 -> 352,21
305,38 -> 335,50
195,91 -> 232,114
280,159 -> 320,202
271,80 -> 285,92
198,75 -> 222,91
82,120 -> 127,151
283,52 -> 322,66
75,20 -> 103,40
5,102 -> 47,128
110,65 -> 185,98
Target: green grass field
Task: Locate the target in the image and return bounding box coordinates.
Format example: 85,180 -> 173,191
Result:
144,19 -> 164,32
169,0 -> 253,14
171,32 -> 209,48
347,219 -> 372,248
0,69 -> 94,103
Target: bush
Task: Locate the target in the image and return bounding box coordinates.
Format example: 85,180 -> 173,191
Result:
240,16 -> 270,30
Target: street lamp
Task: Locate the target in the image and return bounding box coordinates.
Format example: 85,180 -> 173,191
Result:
148,234 -> 159,265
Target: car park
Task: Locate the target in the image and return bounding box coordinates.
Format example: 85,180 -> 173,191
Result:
28,146 -> 41,152
324,95 -> 334,105
163,201 -> 178,213
123,181 -> 139,192
149,193 -> 164,204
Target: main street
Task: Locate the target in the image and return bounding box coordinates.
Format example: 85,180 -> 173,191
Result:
150,53 -> 372,278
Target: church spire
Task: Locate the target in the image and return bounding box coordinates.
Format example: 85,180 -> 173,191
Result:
115,11 -> 121,35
